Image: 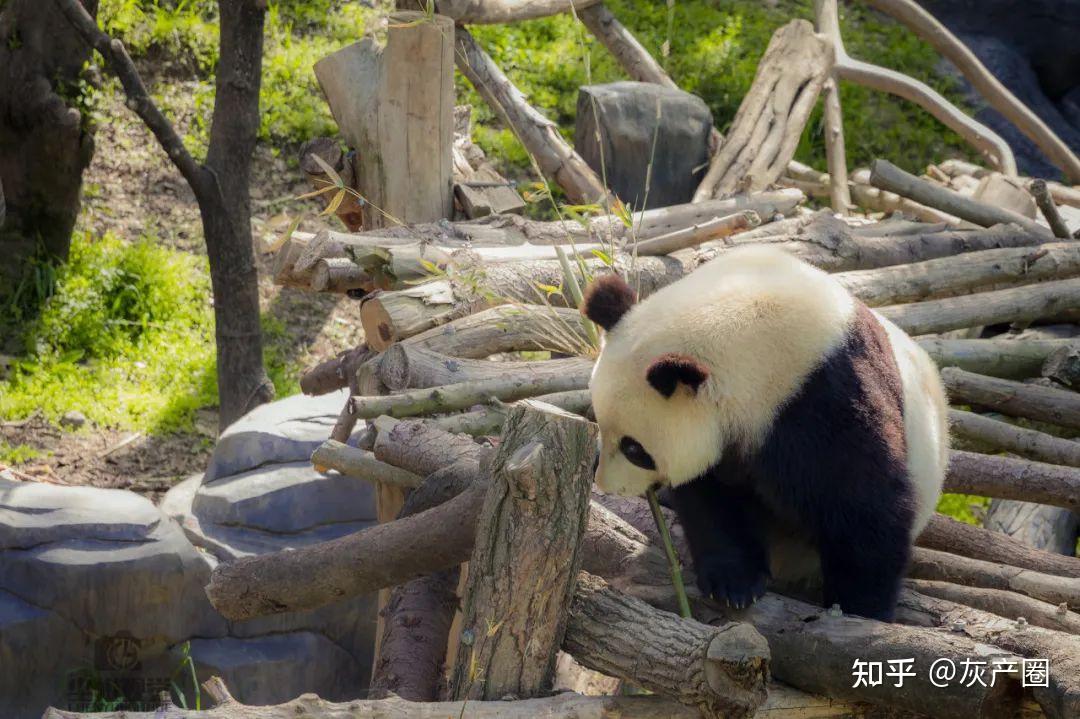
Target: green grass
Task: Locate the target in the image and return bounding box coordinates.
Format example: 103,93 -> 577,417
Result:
0,232 -> 299,434
936,493 -> 991,526
0,442 -> 45,465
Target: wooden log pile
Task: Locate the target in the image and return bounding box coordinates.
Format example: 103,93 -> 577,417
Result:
51,2 -> 1080,719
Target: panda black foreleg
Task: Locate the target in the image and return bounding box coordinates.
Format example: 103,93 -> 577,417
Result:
817,513 -> 911,622
668,476 -> 770,609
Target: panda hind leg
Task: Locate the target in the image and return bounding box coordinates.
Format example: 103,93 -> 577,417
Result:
817,516 -> 911,622
668,477 -> 771,609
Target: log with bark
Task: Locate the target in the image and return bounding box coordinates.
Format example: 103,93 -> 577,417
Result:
448,401 -> 598,701
907,579 -> 1080,634
941,367 -> 1080,431
944,450 -> 1079,512
297,137 -> 366,231
870,160 -> 1050,237
376,344 -> 593,392
921,339 -> 1074,380
693,20 -> 833,201
878,279 -> 1080,336
949,410 -> 1080,467
918,514 -> 1080,579
1029,179 -> 1072,239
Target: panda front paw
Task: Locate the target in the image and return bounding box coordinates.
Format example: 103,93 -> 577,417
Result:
695,555 -> 770,610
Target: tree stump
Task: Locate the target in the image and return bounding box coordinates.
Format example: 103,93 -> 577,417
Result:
448,400 -> 598,700
314,12 -> 454,228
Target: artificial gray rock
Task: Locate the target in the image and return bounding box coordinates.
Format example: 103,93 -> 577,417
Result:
575,81 -> 712,209
179,633 -> 362,705
204,388 -> 357,482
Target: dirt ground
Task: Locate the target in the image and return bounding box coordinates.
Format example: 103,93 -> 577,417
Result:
4,79 -> 361,498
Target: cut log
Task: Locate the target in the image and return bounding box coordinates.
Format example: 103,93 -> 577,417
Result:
863,0 -> 1080,184
627,211 -> 759,256
835,243 -> 1080,307
944,450 -> 1079,512
878,278 -> 1080,336
870,160 -> 1049,237
897,589 -> 1080,719
693,21 -> 833,201
907,579 -> 1080,634
426,389 -> 592,436
299,345 -> 371,395
918,514 -> 1080,579
920,339 -> 1073,380
448,402 -> 597,700
941,366 -> 1080,431
452,105 -> 525,217
405,304 -> 590,358
454,27 -> 608,205
909,546 -> 1080,611
310,440 -> 423,491
949,410 -> 1080,467
378,343 -> 593,391
43,688 -> 706,718
310,257 -> 368,293
985,499 -> 1079,557
313,12 -> 454,228
849,180 -> 964,224
372,418 -> 484,476
436,0 -> 601,24
565,572 -> 769,718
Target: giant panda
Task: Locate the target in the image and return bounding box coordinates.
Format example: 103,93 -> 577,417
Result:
582,244 -> 949,621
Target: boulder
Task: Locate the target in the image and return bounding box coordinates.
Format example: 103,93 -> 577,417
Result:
575,81 -> 712,209
204,388 -> 358,482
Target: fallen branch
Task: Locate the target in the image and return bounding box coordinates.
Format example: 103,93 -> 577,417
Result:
909,547 -> 1080,612
378,344 -> 593,391
908,579 -> 1080,635
918,514 -> 1080,579
849,179 -> 964,224
1029,179 -> 1073,239
920,339 -> 1073,380
870,160 -> 1049,236
426,390 -> 592,436
310,440 -> 423,490
628,211 -> 759,256
878,278 -> 1080,336
454,27 -> 608,205
949,409 -> 1080,467
812,0 -> 852,214
299,345 -> 372,395
693,20 -> 833,200
941,366 -> 1080,431
945,449 -> 1080,512
565,572 -> 769,718
897,589 -> 1080,718
835,243 -> 1080,307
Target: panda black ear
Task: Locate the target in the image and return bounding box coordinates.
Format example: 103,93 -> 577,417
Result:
646,354 -> 710,398
581,273 -> 636,331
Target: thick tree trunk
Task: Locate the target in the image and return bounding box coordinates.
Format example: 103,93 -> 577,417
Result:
448,402 -> 597,700
0,0 -> 96,310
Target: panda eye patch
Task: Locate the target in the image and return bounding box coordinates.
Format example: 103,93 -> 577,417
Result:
619,436 -> 656,470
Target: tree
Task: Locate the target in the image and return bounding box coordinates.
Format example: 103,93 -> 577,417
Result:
0,0 -> 97,316
53,0 -> 274,429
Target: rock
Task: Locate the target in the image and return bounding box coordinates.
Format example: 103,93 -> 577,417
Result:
204,388 -> 359,482
59,410 -> 86,428
575,81 -> 712,209
1043,345 -> 1080,390
179,633 -> 362,705
985,499 -> 1079,556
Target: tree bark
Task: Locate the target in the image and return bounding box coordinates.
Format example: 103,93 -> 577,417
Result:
941,367 -> 1080,431
812,0 -> 851,214
909,546 -> 1080,612
945,450 -> 1079,512
454,27 -> 608,205
405,305 -> 589,358
1028,180 -> 1072,239
448,401 -> 597,700
920,339 -> 1072,380
565,572 -> 769,718
55,0 -> 273,429
908,579 -> 1080,634
870,160 -> 1048,237
693,20 -> 833,201
918,514 -> 1080,579
310,439 -> 423,491
896,589 -> 1080,719
0,0 -> 96,294
834,243 -> 1080,307
627,211 -> 760,256
949,410 -> 1080,467
378,344 -> 593,391
878,278 -> 1080,336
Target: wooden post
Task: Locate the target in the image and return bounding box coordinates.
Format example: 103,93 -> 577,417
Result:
448,401 -> 598,700
314,13 -> 455,229
812,0 -> 852,215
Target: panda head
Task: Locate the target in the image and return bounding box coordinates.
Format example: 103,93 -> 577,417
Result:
582,273 -> 723,497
